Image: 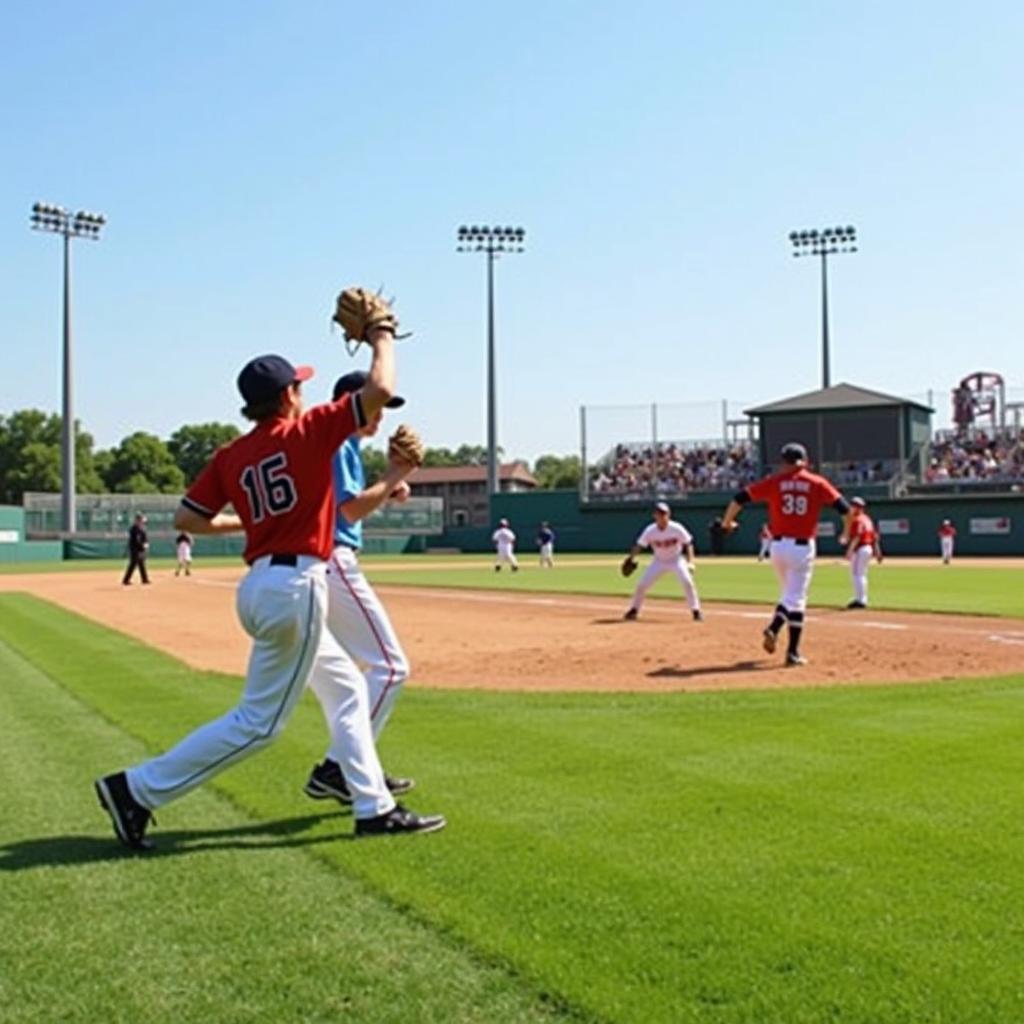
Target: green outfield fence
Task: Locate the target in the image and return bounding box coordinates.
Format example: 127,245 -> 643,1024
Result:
434,488 -> 1024,557
20,492 -> 444,561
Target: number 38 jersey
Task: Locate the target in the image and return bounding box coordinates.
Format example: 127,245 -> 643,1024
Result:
182,396 -> 365,564
745,466 -> 841,541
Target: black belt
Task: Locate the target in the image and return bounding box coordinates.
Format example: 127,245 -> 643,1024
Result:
270,554 -> 298,566
773,537 -> 810,546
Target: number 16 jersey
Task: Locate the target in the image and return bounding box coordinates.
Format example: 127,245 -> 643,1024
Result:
182,395 -> 365,564
744,466 -> 841,541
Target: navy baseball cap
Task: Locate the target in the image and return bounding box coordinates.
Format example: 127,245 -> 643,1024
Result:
780,442 -> 808,464
237,355 -> 313,405
332,370 -> 405,407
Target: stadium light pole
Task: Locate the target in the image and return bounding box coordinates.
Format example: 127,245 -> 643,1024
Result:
456,224 -> 526,497
30,202 -> 107,534
789,225 -> 857,389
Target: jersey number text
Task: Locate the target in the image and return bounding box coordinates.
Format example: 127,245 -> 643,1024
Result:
781,493 -> 809,516
240,453 -> 298,523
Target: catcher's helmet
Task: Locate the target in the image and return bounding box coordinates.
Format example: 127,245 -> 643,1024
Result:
780,442 -> 808,464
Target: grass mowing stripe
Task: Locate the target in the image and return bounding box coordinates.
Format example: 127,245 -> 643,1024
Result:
4,594 -> 1024,1022
363,559 -> 1024,618
0,598 -> 586,1024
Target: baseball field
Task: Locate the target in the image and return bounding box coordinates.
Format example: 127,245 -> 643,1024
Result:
2,554 -> 1023,1023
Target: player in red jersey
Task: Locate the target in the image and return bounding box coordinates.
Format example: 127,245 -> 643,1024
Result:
720,442 -> 854,666
938,519 -> 957,564
95,319 -> 445,850
841,496 -> 883,609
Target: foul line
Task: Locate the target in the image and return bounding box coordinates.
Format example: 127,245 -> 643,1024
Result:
191,578 -> 1024,647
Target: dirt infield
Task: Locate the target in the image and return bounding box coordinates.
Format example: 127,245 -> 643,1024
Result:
3,566 -> 1022,692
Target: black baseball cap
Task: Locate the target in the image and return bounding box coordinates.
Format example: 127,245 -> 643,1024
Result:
237,355 -> 314,405
781,442 -> 808,464
332,370 -> 405,407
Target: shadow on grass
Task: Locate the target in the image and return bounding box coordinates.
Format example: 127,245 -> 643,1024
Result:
647,660 -> 772,679
0,811 -> 353,870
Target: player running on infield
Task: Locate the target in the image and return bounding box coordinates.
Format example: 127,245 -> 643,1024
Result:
841,496 -> 882,609
622,501 -> 703,622
721,442 -> 853,666
304,370 -> 420,809
95,299 -> 444,851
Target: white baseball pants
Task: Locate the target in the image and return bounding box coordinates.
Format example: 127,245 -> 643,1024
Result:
128,555 -> 328,810
941,536 -> 954,563
850,545 -> 872,604
496,546 -> 518,569
311,544 -> 409,730
630,557 -> 700,612
770,538 -> 816,613
539,542 -> 554,567
758,538 -> 772,561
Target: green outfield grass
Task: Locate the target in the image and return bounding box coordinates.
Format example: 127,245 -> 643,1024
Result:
361,555 -> 1024,619
3,594 -> 1024,1023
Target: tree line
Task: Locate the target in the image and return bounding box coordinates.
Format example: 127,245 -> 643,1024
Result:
0,409 -> 581,504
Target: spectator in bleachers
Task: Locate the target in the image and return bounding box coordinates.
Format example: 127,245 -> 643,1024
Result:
925,429 -> 1024,483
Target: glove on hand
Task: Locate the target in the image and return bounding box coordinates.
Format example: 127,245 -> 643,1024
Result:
621,555 -> 638,578
388,424 -> 425,468
333,287 -> 402,353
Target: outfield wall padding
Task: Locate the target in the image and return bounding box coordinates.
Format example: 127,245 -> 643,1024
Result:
440,490 -> 1024,557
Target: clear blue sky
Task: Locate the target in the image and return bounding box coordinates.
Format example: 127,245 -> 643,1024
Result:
2,1 -> 1022,462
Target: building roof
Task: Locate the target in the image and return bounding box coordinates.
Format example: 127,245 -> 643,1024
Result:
745,382 -> 933,416
409,462 -> 538,486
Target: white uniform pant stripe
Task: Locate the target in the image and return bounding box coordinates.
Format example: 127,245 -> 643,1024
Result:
127,560 -> 326,810
631,558 -> 700,611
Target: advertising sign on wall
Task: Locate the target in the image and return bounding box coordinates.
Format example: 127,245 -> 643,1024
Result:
878,519 -> 911,535
969,517 -> 1011,535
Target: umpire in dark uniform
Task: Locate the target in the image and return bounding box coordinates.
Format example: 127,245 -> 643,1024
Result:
123,513 -> 151,585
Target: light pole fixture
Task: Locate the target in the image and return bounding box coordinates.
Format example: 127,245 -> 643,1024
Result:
31,202 -> 107,534
789,224 -> 857,389
456,224 -> 526,497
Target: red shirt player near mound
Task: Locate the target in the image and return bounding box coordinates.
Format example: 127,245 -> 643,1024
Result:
720,442 -> 854,666
841,496 -> 883,609
95,313 -> 445,851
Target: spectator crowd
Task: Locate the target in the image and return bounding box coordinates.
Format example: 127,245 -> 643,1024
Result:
590,441 -> 759,497
925,429 -> 1024,483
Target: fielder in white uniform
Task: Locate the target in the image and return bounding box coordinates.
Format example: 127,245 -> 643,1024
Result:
174,531 -> 193,577
304,371 -> 418,809
492,519 -> 519,571
623,501 -> 703,622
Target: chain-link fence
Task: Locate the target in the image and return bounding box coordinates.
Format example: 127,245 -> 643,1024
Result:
23,492 -> 444,540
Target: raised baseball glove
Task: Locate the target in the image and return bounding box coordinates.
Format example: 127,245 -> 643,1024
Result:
332,287 -> 404,355
621,555 -> 638,578
388,424 -> 425,468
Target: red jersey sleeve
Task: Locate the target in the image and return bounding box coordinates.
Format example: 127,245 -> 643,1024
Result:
816,476 -> 841,506
299,394 -> 365,458
182,450 -> 229,519
745,475 -> 776,503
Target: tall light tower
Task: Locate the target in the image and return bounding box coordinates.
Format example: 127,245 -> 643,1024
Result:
789,225 -> 857,389
31,202 -> 107,534
456,225 -> 526,497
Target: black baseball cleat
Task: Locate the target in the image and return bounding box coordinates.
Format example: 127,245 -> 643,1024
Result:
692,609 -> 704,622
304,759 -> 415,804
623,608 -> 638,621
355,804 -> 446,838
494,566 -> 501,572
785,652 -> 808,667
95,771 -> 154,851
846,600 -> 867,610
762,628 -> 777,654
